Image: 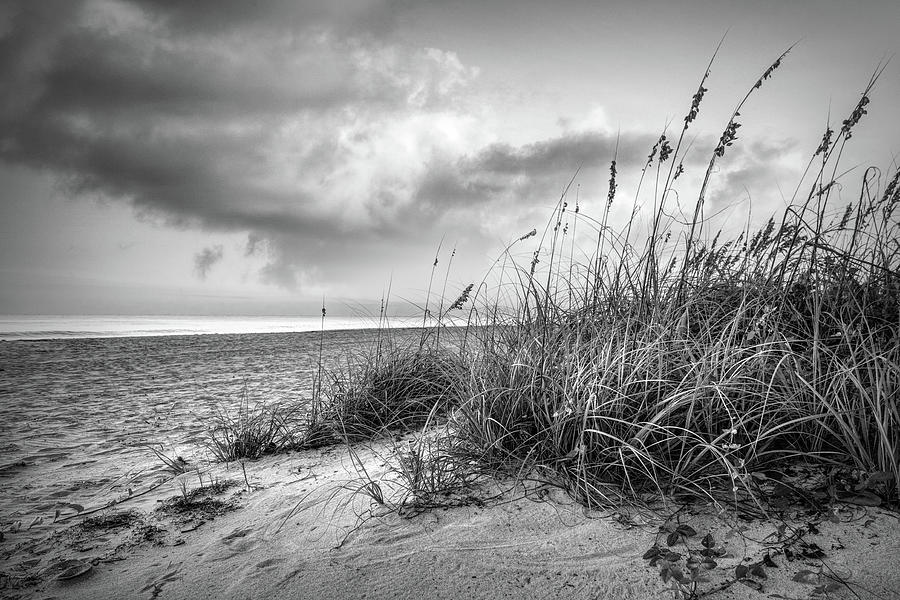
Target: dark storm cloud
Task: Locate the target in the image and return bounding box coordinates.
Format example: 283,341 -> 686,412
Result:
0,2 -> 608,264
412,129 -> 719,213
35,32 -> 353,117
193,244 -> 223,279
471,131 -> 655,175
0,0 -> 803,292
132,0 -> 402,36
0,1 -> 436,234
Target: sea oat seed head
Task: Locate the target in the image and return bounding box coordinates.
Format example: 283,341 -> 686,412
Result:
715,120 -> 741,158
684,85 -> 708,126
815,127 -> 834,157
606,160 -> 617,208
659,137 -> 673,163
841,95 -> 870,139
448,283 -> 475,310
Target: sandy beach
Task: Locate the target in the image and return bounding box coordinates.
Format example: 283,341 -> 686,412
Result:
3,440 -> 899,599
3,332 -> 899,599
0,330 -> 398,523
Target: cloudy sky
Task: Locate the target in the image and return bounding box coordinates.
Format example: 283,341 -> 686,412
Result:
1,0 -> 898,316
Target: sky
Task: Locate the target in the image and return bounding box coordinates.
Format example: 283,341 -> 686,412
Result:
1,0 -> 898,316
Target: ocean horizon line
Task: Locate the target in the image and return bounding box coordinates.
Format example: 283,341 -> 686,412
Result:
0,314 -> 448,341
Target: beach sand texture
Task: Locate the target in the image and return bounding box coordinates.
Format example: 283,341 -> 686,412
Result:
2,331 -> 899,599
0,330 -> 402,540
3,444 -> 899,600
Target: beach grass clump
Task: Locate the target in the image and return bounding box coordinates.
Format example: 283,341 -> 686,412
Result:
458,215 -> 898,508
386,428 -> 487,511
315,343 -> 467,442
206,393 -> 304,461
445,53 -> 900,509
335,426 -> 488,518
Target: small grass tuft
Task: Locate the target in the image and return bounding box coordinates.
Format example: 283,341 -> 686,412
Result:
205,389 -> 303,461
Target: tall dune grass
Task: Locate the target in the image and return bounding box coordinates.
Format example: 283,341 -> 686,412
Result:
440,53 -> 899,510
320,49 -> 899,513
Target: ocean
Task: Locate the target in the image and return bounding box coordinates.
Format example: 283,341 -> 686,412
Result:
0,314 -> 436,341
0,325 -> 431,546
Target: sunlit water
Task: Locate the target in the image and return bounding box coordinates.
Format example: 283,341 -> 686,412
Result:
0,314 -> 440,341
